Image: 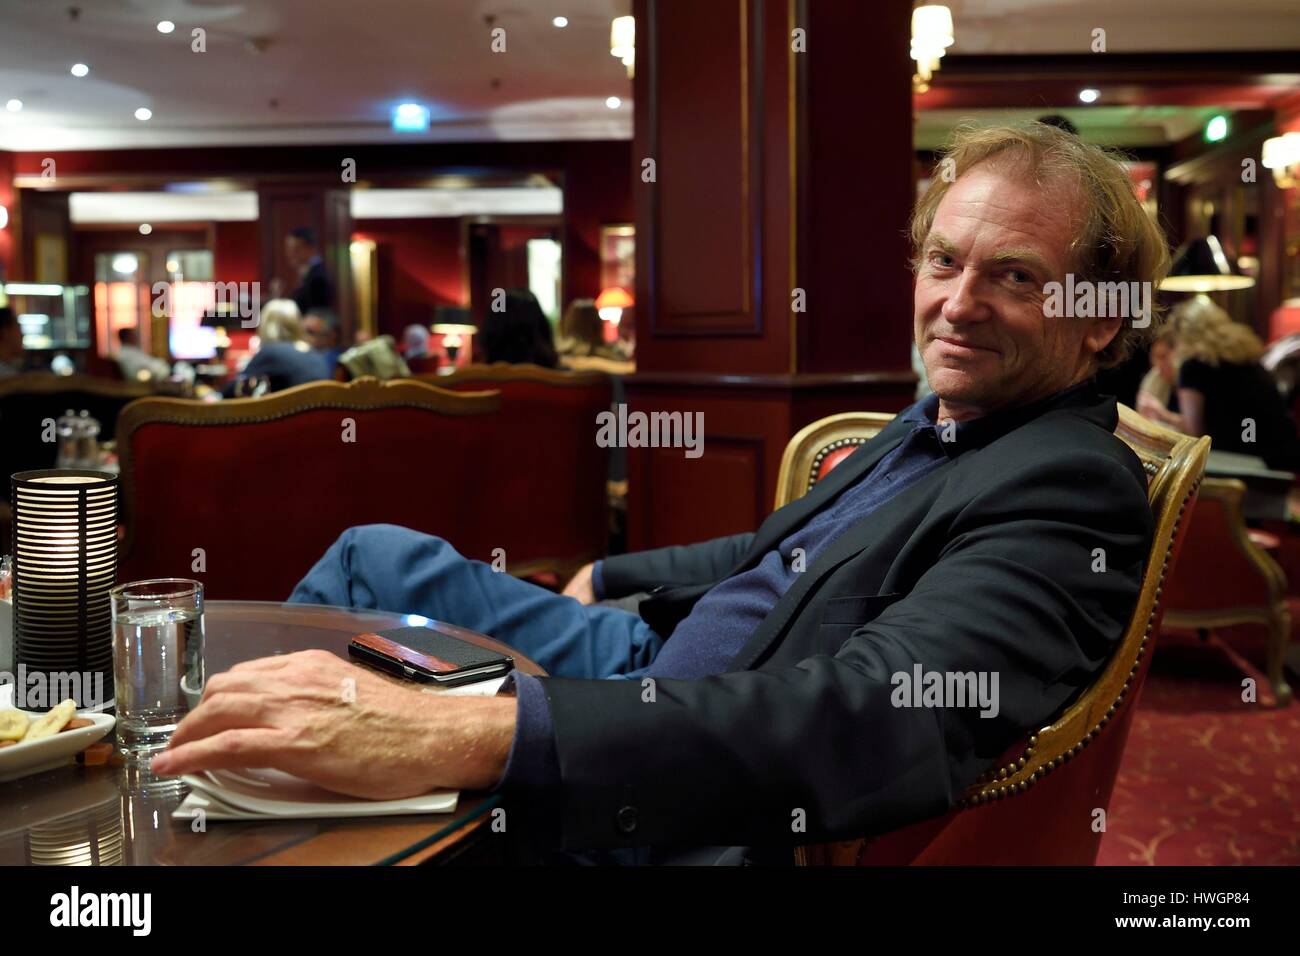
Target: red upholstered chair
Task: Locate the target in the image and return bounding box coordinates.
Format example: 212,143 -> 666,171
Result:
416,363 -> 613,578
775,406 -> 1210,865
116,377 -> 500,601
1159,478 -> 1292,705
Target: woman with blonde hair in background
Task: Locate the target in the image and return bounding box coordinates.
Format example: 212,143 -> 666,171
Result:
223,298 -> 329,396
1173,295 -> 1300,470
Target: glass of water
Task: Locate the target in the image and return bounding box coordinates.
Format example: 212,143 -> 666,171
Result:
110,579 -> 206,757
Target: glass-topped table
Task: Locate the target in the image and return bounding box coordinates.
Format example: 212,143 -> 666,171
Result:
0,601 -> 543,866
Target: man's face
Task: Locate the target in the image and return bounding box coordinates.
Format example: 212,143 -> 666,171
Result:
913,162 -> 1120,421
1150,340 -> 1175,383
285,236 -> 310,269
303,316 -> 334,350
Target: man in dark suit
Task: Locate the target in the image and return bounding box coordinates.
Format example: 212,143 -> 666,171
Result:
153,124 -> 1171,862
285,227 -> 334,317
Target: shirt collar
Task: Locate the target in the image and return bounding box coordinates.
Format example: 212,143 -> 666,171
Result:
899,378 -> 1100,458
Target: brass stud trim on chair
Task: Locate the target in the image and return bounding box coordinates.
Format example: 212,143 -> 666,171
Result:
806,438 -> 870,494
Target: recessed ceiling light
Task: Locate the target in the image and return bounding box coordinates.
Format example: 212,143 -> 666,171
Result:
553,16 -> 568,28
135,107 -> 152,121
5,99 -> 21,112
605,96 -> 622,109
139,224 -> 153,236
1079,88 -> 1100,104
71,63 -> 90,78
157,20 -> 175,34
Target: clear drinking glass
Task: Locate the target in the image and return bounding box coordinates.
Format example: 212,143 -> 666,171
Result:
110,579 -> 206,756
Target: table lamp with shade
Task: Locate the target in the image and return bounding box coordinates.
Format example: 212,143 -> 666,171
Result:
1159,235 -> 1256,293
596,287 -> 634,345
431,323 -> 477,366
10,470 -> 118,709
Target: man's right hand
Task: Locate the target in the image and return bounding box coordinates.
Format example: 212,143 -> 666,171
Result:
563,562 -> 596,605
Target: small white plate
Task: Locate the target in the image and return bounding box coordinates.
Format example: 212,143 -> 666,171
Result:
0,706 -> 115,783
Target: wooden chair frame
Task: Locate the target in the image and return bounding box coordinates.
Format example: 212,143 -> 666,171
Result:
422,362 -> 612,389
1161,477 -> 1293,705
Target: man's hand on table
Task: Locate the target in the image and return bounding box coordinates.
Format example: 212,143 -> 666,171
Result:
148,649 -> 517,798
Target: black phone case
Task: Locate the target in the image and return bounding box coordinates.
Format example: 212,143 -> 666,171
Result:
347,624 -> 514,687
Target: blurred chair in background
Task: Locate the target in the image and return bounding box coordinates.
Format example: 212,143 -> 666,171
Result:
116,377 -> 500,600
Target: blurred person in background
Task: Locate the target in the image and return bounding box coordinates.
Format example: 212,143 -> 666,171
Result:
224,299 -> 328,396
304,307 -> 343,375
481,289 -> 558,367
0,306 -> 26,377
557,299 -> 623,361
285,227 -> 334,316
1173,296 -> 1300,470
115,326 -> 171,382
401,323 -> 440,374
1136,325 -> 1183,429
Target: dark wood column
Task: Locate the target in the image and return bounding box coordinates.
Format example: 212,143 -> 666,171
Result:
626,0 -> 916,550
257,184 -> 354,340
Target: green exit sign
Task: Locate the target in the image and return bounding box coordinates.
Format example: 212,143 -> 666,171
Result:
1205,115 -> 1230,143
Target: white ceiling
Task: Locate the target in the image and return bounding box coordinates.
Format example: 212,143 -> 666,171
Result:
0,0 -> 635,150
0,0 -> 1295,151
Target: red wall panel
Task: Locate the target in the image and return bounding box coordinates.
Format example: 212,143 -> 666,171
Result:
352,218 -> 465,339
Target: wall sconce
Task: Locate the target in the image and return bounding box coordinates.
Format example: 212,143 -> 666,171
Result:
0,205 -> 8,230
11,470 -> 119,709
1262,132 -> 1300,189
611,15 -> 635,79
911,5 -> 954,94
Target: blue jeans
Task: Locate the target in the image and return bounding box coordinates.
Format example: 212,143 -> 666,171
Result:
287,524 -> 665,681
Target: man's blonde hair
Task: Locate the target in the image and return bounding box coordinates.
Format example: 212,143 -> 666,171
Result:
909,122 -> 1171,369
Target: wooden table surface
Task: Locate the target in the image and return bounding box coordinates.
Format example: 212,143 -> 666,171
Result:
0,600 -> 543,866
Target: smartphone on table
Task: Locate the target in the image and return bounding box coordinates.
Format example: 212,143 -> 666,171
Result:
347,623 -> 514,687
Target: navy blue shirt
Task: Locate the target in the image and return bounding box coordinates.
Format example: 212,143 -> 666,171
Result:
497,392 -> 964,793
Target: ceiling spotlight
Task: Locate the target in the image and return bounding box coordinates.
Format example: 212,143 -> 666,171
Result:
605,96 -> 622,109
553,16 -> 568,27
5,99 -> 21,112
71,63 -> 90,77
157,20 -> 175,34
135,107 -> 152,121
1079,88 -> 1100,104
138,223 -> 153,236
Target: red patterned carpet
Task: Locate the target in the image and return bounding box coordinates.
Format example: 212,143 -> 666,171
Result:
1097,628 -> 1300,865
